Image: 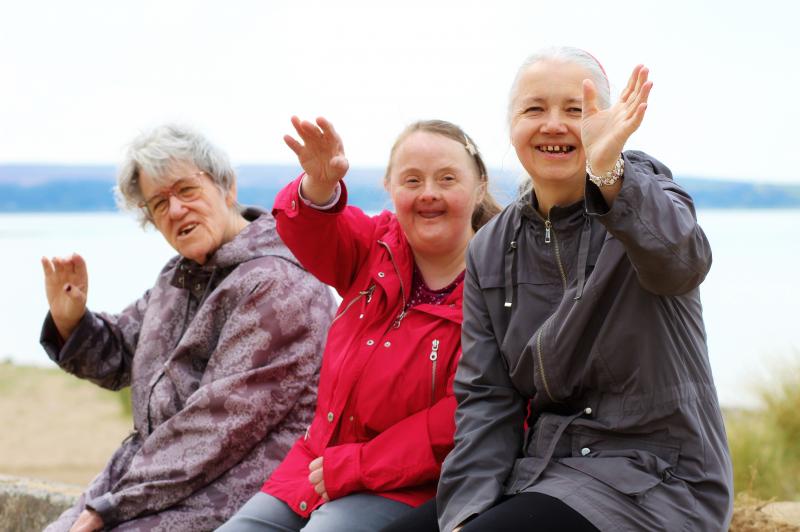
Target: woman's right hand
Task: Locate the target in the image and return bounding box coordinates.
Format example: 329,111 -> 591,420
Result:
41,253 -> 88,341
284,116 -> 349,205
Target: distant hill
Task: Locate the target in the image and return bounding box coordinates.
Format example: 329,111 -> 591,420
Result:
0,164 -> 798,212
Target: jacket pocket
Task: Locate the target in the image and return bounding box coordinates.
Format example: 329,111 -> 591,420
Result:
558,427 -> 681,496
559,449 -> 673,496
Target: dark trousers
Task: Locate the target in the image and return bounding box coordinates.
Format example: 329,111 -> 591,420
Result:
381,492 -> 598,532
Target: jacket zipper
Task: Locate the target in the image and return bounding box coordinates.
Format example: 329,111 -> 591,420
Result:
377,240 -> 408,328
429,339 -> 439,402
538,213 -> 566,403
544,219 -> 568,292
331,284 -> 375,324
536,317 -> 559,403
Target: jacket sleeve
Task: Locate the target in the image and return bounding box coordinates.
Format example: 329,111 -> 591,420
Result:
321,369 -> 458,499
585,150 -> 712,296
84,260 -> 332,527
39,289 -> 152,391
272,174 -> 384,296
436,247 -> 527,532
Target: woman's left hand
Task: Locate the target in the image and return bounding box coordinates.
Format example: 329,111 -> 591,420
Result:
69,509 -> 103,532
582,64 -> 653,174
308,456 -> 330,501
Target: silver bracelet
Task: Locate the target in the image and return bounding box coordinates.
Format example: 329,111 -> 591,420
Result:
586,155 -> 624,187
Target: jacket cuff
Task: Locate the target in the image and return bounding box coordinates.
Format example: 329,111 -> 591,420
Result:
85,491 -> 121,527
322,443 -> 364,499
40,311 -> 92,364
584,151 -> 644,221
272,174 -> 348,220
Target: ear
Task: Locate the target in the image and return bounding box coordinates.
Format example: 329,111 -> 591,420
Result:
476,179 -> 487,204
226,180 -> 238,207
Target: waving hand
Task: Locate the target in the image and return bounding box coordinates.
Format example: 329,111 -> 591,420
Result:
284,116 -> 349,205
41,253 -> 88,341
582,65 -> 653,174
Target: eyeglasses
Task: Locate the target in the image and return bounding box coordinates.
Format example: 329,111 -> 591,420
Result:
139,171 -> 206,220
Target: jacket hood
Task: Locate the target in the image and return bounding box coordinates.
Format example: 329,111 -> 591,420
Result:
178,206 -> 298,271
170,206 -> 299,299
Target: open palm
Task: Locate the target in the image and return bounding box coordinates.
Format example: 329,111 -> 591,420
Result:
284,116 -> 349,185
41,253 -> 88,339
582,65 -> 652,172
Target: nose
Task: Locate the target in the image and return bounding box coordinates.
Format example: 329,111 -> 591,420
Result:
541,109 -> 567,134
167,194 -> 187,219
419,179 -> 440,201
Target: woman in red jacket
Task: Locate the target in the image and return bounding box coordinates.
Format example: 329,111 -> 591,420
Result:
217,116 -> 501,532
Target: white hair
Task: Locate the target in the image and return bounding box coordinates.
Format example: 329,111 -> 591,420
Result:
507,46 -> 611,126
115,124 -> 237,226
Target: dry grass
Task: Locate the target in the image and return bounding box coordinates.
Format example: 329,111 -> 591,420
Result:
725,354 -> 800,502
730,494 -> 800,531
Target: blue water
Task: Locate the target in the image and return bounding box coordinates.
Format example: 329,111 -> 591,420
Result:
1,210 -> 797,408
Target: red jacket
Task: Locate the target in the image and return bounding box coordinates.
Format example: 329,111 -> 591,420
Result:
262,176 -> 462,517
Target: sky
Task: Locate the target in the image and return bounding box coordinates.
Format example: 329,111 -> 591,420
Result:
1,0 -> 798,184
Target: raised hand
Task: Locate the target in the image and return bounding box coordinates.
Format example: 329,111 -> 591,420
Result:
284,116 -> 349,205
582,65 -> 653,174
41,253 -> 88,341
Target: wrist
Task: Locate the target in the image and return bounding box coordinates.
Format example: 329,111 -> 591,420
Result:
300,174 -> 339,205
586,154 -> 624,187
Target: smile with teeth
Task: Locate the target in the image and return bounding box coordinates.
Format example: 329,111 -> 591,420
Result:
537,145 -> 575,153
178,223 -> 198,237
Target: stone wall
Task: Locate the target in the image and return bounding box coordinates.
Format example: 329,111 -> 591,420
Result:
0,474 -> 79,532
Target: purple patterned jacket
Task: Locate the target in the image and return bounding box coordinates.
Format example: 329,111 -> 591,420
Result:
41,208 -> 335,531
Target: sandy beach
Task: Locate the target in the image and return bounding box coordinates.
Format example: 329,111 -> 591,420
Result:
0,362 -> 131,486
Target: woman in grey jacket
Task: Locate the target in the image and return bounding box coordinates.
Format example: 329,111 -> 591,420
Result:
425,47 -> 732,531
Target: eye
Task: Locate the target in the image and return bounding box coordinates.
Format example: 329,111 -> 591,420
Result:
567,106 -> 583,115
177,185 -> 202,200
403,176 -> 421,187
440,174 -> 457,183
524,106 -> 544,115
150,198 -> 169,217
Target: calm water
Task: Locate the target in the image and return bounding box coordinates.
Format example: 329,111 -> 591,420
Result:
1,210 -> 798,408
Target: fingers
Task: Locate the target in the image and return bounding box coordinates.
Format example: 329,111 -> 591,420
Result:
72,253 -> 87,278
582,79 -> 599,118
41,256 -> 55,277
309,456 -> 323,471
619,64 -> 644,102
284,134 -> 304,157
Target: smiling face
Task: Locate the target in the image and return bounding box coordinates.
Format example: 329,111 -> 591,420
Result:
386,131 -> 484,260
138,160 -> 238,264
510,59 -> 592,189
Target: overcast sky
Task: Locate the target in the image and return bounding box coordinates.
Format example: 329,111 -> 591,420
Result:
1,0 -> 797,183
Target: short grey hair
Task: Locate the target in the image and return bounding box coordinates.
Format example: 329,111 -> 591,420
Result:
116,123 -> 237,226
507,46 -> 611,126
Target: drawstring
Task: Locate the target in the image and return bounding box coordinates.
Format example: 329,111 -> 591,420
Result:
503,214 -> 524,308
199,266 -> 219,306
574,213 -> 592,300
526,410 -> 584,487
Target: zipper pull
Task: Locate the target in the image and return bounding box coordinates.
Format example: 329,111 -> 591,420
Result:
393,309 -> 407,329
359,284 -> 376,303
544,220 -> 552,244
429,339 -> 439,361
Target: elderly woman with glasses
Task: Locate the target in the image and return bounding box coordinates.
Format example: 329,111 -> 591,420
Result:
40,124 -> 336,532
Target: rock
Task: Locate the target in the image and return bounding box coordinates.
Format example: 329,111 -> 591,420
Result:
0,474 -> 80,532
762,502 -> 800,528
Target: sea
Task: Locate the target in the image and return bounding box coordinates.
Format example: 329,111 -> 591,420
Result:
1,209 -> 798,409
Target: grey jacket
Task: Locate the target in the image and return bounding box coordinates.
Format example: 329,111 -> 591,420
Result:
437,152 -> 733,532
41,208 -> 336,531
